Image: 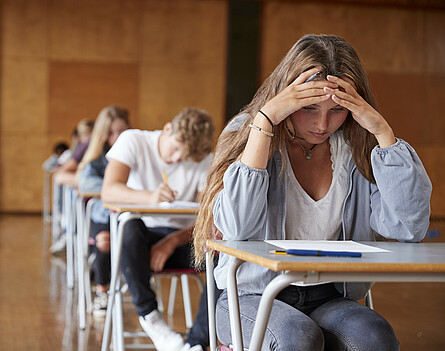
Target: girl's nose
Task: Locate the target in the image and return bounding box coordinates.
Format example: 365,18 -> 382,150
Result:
315,112 -> 328,131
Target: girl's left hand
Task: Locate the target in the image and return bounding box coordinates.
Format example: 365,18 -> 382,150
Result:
325,75 -> 396,148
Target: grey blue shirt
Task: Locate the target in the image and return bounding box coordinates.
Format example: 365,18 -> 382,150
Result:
213,121 -> 432,300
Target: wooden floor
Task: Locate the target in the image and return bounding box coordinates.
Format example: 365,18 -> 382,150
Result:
0,214 -> 444,350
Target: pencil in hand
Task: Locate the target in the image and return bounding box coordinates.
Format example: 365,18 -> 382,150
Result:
161,171 -> 168,186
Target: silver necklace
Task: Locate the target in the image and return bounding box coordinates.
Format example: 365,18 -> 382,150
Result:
294,138 -> 317,159
285,123 -> 317,160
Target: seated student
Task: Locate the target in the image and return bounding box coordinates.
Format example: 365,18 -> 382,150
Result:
101,108 -> 215,351
51,118 -> 95,254
193,34 -> 432,350
42,142 -> 69,171
55,118 -> 95,184
78,106 -> 130,317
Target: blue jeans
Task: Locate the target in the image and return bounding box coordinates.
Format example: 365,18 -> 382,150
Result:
216,284 -> 399,351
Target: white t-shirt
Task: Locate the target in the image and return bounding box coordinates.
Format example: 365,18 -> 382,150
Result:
285,131 -> 352,240
284,131 -> 351,286
106,129 -> 212,229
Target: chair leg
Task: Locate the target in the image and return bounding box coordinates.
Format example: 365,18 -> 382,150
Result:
151,276 -> 164,313
168,276 -> 179,316
365,289 -> 374,310
181,275 -> 194,329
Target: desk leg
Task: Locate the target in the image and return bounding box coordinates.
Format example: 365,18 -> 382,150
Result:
84,198 -> 98,314
206,252 -> 217,351
248,272 -> 306,351
52,175 -> 60,243
101,213 -> 140,351
65,186 -> 75,289
76,196 -> 86,329
227,258 -> 244,351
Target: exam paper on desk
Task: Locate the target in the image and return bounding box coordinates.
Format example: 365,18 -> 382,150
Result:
265,240 -> 391,253
158,201 -> 199,209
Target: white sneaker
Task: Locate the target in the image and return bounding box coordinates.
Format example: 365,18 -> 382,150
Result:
179,344 -> 204,351
139,310 -> 184,351
50,235 -> 66,255
93,292 -> 108,317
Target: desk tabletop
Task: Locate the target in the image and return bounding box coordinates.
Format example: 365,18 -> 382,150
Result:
207,240 -> 445,273
103,202 -> 199,215
77,191 -> 101,198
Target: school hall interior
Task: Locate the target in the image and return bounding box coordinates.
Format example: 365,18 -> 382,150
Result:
0,0 -> 445,350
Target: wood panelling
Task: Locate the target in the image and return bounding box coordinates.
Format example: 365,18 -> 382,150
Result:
49,61 -> 139,135
1,57 -> 48,134
138,62 -> 226,133
2,0 -> 48,57
368,72 -> 426,145
425,10 -> 445,74
49,0 -> 140,61
0,135 -> 48,211
345,6 -> 424,73
138,0 -> 227,132
261,2 -> 348,80
140,0 -> 226,64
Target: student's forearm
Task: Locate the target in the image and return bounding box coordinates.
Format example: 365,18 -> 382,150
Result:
101,183 -> 152,204
57,159 -> 78,173
168,225 -> 194,247
240,113 -> 273,170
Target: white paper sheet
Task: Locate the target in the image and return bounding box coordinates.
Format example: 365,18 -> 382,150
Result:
158,201 -> 199,209
265,240 -> 390,253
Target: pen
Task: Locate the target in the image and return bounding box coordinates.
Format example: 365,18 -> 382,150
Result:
269,249 -> 362,258
305,72 -> 320,82
161,171 -> 168,186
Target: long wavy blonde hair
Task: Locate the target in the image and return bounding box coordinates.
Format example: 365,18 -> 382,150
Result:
77,106 -> 129,175
193,34 -> 379,267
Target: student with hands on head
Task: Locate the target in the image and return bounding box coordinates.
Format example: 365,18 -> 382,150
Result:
193,34 -> 432,351
101,108 -> 215,351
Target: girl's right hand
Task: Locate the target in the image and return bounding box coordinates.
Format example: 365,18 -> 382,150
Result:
260,67 -> 338,125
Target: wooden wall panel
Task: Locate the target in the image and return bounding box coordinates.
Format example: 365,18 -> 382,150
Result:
139,62 -> 226,132
0,135 -> 48,211
345,6 -> 424,73
138,0 -> 227,133
140,0 -> 226,64
2,0 -> 48,57
49,0 -> 140,61
261,2 -> 348,80
1,58 -> 48,134
426,10 -> 445,75
49,61 -> 138,135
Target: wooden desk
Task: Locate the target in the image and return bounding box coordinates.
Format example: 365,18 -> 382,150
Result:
101,202 -> 198,351
206,240 -> 445,351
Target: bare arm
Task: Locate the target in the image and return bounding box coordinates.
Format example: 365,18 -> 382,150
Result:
150,224 -> 194,272
101,159 -> 176,204
56,158 -> 78,173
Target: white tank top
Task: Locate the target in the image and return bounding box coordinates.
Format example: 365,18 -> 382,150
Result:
284,131 -> 352,241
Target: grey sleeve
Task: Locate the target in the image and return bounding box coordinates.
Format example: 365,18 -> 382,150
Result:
213,161 -> 269,240
369,138 -> 432,242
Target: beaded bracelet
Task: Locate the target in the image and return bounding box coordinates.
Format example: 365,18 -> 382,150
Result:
258,110 -> 274,128
249,123 -> 274,137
